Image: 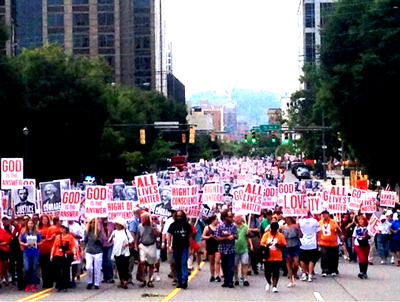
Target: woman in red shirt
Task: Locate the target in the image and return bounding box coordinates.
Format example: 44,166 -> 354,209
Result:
0,221 -> 12,288
37,215 -> 53,289
50,221 -> 76,292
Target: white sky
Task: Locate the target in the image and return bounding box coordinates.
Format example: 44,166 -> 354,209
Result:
165,0 -> 300,99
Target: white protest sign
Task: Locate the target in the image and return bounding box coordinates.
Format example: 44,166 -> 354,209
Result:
202,183 -> 223,205
60,190 -> 81,221
232,183 -> 263,215
1,158 -> 24,189
323,186 -> 348,213
278,183 -> 295,206
306,192 -> 324,214
135,174 -> 161,207
85,186 -> 108,217
107,199 -> 134,221
361,192 -> 377,213
262,186 -> 278,209
282,193 -> 308,216
171,186 -> 198,207
367,213 -> 381,236
348,188 -> 367,212
380,190 -> 396,208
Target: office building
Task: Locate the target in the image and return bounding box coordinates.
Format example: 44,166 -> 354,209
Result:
0,0 -> 16,56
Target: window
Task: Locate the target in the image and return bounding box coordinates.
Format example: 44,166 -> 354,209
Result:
135,57 -> 151,70
98,12 -> 114,26
99,34 -> 114,47
48,13 -> 64,27
48,33 -> 64,45
305,3 -> 315,28
98,0 -> 113,4
73,33 -> 89,48
320,3 -> 334,27
305,33 -> 315,62
73,13 -> 89,27
73,0 -> 88,4
0,0 -> 5,5
135,36 -> 150,49
48,0 -> 63,5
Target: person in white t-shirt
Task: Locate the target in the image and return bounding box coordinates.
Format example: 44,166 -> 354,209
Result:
299,212 -> 319,282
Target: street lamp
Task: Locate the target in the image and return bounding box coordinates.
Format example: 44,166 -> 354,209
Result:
23,127 -> 28,178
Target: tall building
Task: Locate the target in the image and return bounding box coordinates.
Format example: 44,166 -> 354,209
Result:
0,0 -> 16,56
298,0 -> 335,88
15,0 -> 42,53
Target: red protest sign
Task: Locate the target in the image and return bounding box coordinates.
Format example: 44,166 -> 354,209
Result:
380,190 -> 396,208
202,183 -> 223,205
367,213 -> 381,236
1,158 -> 24,189
60,190 -> 81,221
361,193 -> 377,213
85,186 -> 108,217
135,174 -> 160,207
282,193 -> 307,216
171,186 -> 198,207
348,188 -> 367,212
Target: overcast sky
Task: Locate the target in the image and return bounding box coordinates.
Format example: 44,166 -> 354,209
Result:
165,0 -> 300,99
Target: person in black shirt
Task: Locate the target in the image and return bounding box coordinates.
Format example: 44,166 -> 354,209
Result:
167,210 -> 192,289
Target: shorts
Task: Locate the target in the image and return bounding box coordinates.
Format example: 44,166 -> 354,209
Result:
139,243 -> 158,265
299,248 -> 320,264
235,252 -> 249,266
391,239 -> 400,253
286,246 -> 301,259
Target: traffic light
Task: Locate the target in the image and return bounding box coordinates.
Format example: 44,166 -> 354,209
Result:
251,130 -> 257,144
139,129 -> 146,144
271,134 -> 276,143
243,135 -> 248,143
283,131 -> 289,144
189,127 -> 195,144
182,133 -> 186,143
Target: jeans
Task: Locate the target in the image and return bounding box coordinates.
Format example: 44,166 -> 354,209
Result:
102,246 -> 114,281
173,248 -> 189,285
23,253 -> 39,285
346,237 -> 356,262
377,234 -> 390,259
220,253 -> 235,285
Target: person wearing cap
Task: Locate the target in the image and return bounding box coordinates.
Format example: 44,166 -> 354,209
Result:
50,221 -> 76,292
109,217 -> 134,289
377,214 -> 391,264
318,210 -> 341,277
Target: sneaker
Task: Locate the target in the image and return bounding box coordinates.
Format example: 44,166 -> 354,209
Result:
397,261 -> 400,267
322,273 -> 327,277
243,280 -> 250,286
358,273 -> 364,279
362,273 -> 368,279
234,280 -> 239,286
287,282 -> 295,288
210,276 -> 215,282
331,272 -> 337,277
94,285 -> 100,290
300,273 -> 308,281
31,285 -> 37,292
87,283 -> 93,290
215,276 -> 222,282
391,256 -> 395,264
265,283 -> 271,291
154,276 -> 161,282
381,260 -> 386,265
172,280 -> 178,286
308,275 -> 313,282
221,283 -> 229,288
272,287 -> 278,293
24,284 -> 31,292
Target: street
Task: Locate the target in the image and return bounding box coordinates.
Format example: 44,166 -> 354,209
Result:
1,256 -> 399,302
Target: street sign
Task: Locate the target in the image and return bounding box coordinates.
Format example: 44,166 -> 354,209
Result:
260,124 -> 281,132
154,121 -> 179,129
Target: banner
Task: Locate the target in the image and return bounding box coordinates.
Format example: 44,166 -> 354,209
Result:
60,190 -> 81,221
380,190 -> 396,208
202,183 -> 223,205
1,158 -> 23,189
171,186 -> 198,207
135,174 -> 161,207
367,213 -> 381,236
232,183 -> 263,215
282,193 -> 308,216
85,186 -> 108,217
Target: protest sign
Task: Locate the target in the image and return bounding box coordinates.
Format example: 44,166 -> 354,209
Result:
322,186 -> 348,213
367,213 -> 381,236
348,188 -> 367,212
85,186 -> 108,217
1,158 -> 23,189
60,190 -> 81,221
107,199 -> 134,221
40,181 -> 62,213
306,192 -> 324,214
380,190 -> 397,208
282,193 -> 308,216
12,184 -> 36,215
202,183 -> 223,205
171,186 -> 198,207
1,190 -> 11,217
262,186 -> 278,209
361,192 -> 377,213
135,174 -> 161,207
277,183 -> 295,206
232,183 -> 263,215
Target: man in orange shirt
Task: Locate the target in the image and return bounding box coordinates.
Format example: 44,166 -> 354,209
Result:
318,210 -> 341,277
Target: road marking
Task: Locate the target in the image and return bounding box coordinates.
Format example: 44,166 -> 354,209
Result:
15,272 -> 87,302
161,261 -> 205,302
30,293 -> 50,302
314,291 -> 324,302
